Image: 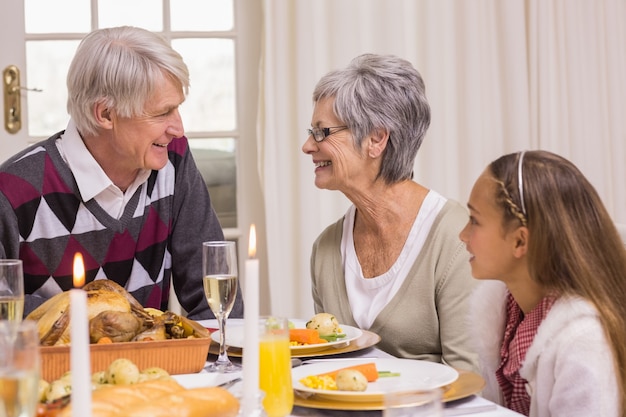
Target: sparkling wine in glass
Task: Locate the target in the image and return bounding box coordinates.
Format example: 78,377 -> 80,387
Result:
0,260 -> 24,324
203,241 -> 241,373
0,320 -> 40,417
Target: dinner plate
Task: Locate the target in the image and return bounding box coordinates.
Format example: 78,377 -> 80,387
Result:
207,329 -> 381,359
292,369 -> 485,411
292,358 -> 459,403
172,372 -> 236,389
206,319 -> 363,355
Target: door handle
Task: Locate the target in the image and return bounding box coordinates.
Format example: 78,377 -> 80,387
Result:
3,65 -> 42,134
3,65 -> 22,134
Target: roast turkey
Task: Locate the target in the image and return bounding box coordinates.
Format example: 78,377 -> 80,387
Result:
25,280 -> 207,345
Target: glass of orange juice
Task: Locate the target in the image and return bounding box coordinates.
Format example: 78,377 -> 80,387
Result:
259,316 -> 293,417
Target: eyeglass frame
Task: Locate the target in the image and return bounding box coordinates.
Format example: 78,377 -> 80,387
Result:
306,126 -> 348,143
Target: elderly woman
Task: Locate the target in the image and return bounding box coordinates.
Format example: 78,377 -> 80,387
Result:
302,53 -> 478,372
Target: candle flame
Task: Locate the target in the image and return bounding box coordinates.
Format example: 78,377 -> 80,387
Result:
73,252 -> 85,288
248,224 -> 257,258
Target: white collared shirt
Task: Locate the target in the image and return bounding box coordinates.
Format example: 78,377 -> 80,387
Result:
55,120 -> 151,219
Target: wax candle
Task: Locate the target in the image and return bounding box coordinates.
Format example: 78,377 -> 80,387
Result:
242,224 -> 260,415
70,253 -> 92,417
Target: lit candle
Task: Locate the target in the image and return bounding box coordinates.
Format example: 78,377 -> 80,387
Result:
70,253 -> 92,417
242,224 -> 260,415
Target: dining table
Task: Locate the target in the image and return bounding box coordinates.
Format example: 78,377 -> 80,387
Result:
195,319 -> 525,417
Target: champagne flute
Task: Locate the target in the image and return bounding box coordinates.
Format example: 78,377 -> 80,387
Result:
0,260 -> 24,324
0,320 -> 40,417
203,241 -> 241,373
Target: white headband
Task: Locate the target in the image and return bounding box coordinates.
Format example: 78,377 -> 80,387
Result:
517,151 -> 527,216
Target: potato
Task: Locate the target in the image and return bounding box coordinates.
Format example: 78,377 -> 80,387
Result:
38,379 -> 50,402
306,313 -> 341,337
140,366 -> 170,381
45,378 -> 71,401
40,358 -> 160,405
91,370 -> 107,385
335,369 -> 368,392
105,358 -> 140,385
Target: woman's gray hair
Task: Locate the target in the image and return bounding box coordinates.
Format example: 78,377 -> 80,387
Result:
312,53 -> 430,183
67,26 -> 190,137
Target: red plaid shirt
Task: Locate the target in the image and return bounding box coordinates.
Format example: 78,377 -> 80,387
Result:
496,292 -> 556,416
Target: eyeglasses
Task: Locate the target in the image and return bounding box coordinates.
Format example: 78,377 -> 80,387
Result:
306,126 -> 348,143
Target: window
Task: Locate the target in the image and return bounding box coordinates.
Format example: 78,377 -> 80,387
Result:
23,0 -> 240,229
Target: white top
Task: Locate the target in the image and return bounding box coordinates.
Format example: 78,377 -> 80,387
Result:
341,190 -> 446,329
470,280 -> 620,417
56,120 -> 151,219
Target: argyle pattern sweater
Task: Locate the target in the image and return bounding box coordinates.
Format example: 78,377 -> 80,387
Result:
0,132 -> 243,320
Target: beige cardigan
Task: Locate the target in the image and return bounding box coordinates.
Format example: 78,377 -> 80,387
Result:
310,200 -> 479,373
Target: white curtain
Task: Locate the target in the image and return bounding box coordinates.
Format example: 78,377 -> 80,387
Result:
259,0 -> 626,318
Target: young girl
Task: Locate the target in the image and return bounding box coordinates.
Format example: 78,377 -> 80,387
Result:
460,150 -> 626,417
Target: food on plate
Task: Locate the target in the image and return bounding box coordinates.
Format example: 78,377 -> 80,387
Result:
289,328 -> 328,345
299,363 -> 378,391
123,385 -> 239,417
40,359 -> 172,403
335,369 -> 368,392
305,313 -> 346,341
105,358 -> 141,385
298,374 -> 338,390
286,313 -> 350,347
137,367 -> 171,382
317,362 -> 379,382
298,362 -> 401,391
36,358 -> 239,417
26,280 -> 209,345
38,379 -> 50,402
43,372 -> 72,402
92,371 -> 107,384
89,310 -> 148,342
55,378 -> 239,417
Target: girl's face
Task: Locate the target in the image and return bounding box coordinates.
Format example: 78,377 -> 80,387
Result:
459,171 -> 522,282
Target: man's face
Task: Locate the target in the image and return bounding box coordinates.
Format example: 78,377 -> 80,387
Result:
107,76 -> 185,173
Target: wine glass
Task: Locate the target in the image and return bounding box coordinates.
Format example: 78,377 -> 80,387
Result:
0,320 -> 40,417
0,260 -> 24,324
203,241 -> 241,373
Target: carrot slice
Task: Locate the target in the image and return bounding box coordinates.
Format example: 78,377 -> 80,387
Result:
317,362 -> 379,382
289,328 -> 328,345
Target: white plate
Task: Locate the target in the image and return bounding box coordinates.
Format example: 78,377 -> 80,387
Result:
292,358 -> 458,403
172,372 -> 238,389
206,318 -> 363,354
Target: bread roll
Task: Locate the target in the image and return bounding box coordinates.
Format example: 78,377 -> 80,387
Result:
57,379 -> 239,417
59,378 -> 184,417
125,386 -> 239,417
